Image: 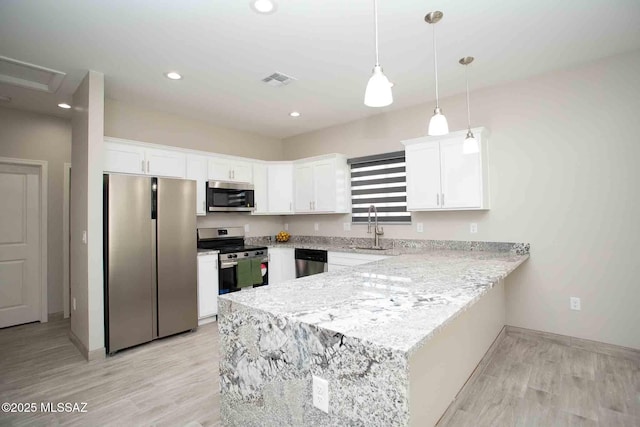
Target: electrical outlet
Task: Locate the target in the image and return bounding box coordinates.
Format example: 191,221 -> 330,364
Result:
570,297 -> 581,311
244,224 -> 250,233
470,223 -> 478,234
284,223 -> 289,231
312,375 -> 329,413
72,298 -> 76,311
417,223 -> 424,233
314,223 -> 319,232
343,222 -> 351,231
82,230 -> 87,244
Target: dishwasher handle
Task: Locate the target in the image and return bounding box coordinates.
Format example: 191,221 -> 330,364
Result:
294,248 -> 328,263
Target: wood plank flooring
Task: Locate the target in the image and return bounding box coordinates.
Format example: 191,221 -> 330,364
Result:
1,315 -> 638,426
437,329 -> 640,427
0,314 -> 220,426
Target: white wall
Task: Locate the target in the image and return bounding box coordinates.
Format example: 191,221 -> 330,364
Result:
0,107 -> 71,314
70,70 -> 105,356
282,51 -> 640,350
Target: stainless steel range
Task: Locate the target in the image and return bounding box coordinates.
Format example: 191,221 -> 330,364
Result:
197,227 -> 268,294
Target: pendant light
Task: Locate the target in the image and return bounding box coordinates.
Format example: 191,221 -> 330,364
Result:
364,0 -> 393,107
425,11 -> 448,135
460,56 -> 479,154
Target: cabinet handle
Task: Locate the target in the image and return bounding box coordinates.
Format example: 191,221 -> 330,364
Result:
442,193 -> 445,206
141,160 -> 145,173
436,194 -> 439,206
202,201 -> 206,212
289,202 -> 292,211
232,170 -> 235,179
309,201 -> 311,210
146,160 -> 150,173
312,201 -> 315,210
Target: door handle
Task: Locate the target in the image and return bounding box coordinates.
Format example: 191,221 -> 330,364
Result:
220,262 -> 237,269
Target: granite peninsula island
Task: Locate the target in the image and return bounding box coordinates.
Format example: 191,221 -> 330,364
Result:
218,239 -> 530,427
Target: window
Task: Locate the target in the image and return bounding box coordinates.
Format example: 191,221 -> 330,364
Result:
348,151 -> 410,224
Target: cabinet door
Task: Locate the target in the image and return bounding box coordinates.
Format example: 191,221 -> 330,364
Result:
405,143 -> 441,210
440,139 -> 481,208
313,160 -> 337,212
268,164 -> 294,213
104,141 -> 146,174
208,157 -> 232,181
231,160 -> 253,183
294,163 -> 314,212
252,163 -> 268,214
197,254 -> 219,318
146,148 -> 186,178
268,248 -> 295,285
186,155 -> 208,216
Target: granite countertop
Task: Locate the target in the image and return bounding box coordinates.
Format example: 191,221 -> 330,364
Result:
197,248 -> 219,256
220,245 -> 529,355
266,241 -> 398,255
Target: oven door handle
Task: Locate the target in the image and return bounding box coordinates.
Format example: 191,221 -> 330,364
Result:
220,261 -> 238,269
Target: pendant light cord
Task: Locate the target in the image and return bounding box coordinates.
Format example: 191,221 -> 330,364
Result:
466,65 -> 471,129
374,0 -> 380,66
433,24 -> 439,108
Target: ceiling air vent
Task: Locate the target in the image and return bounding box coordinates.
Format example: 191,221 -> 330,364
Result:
261,72 -> 296,87
0,56 -> 66,93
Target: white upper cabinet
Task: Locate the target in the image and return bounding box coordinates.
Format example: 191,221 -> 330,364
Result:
402,127 -> 489,211
145,147 -> 186,178
104,138 -> 185,178
104,141 -> 147,175
252,162 -> 268,214
267,163 -> 294,214
294,155 -> 350,214
208,156 -> 253,183
186,154 -> 208,216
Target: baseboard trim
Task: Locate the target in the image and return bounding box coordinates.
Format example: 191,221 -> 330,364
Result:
505,325 -> 640,361
68,330 -> 106,361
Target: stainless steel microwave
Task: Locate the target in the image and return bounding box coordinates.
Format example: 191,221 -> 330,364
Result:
206,181 -> 255,212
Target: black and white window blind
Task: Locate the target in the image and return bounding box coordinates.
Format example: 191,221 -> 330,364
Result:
348,151 -> 410,224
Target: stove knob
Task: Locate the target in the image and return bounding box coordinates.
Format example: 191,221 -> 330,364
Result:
257,251 -> 263,255
232,254 -> 238,259
244,252 -> 249,256
227,255 -> 232,259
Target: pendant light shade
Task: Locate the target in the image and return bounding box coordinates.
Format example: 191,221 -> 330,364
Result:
365,65 -> 393,107
428,107 -> 449,136
425,11 -> 447,136
364,0 -> 393,107
460,56 -> 479,154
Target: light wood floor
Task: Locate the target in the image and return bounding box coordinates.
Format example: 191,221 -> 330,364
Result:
438,329 -> 640,427
1,316 -> 638,426
0,314 -> 220,426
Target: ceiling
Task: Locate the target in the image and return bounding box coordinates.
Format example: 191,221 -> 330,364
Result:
1,0 -> 639,139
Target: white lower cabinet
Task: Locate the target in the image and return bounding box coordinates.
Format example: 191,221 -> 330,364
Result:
197,253 -> 219,321
327,251 -> 390,272
268,247 -> 296,285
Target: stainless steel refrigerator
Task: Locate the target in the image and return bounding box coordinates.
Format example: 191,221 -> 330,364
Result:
103,174 -> 197,354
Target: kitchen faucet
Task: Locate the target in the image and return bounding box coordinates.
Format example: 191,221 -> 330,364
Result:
367,205 -> 384,249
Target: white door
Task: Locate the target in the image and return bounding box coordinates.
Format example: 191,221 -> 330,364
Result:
0,163 -> 41,328
294,163 -> 314,212
405,143 -> 441,210
268,164 -> 293,213
268,248 -> 295,285
252,163 -> 268,214
146,148 -> 186,178
186,155 -> 208,215
104,141 -> 146,174
440,139 -> 481,208
313,160 -> 337,212
208,157 -> 233,181
231,161 -> 253,183
197,254 -> 218,318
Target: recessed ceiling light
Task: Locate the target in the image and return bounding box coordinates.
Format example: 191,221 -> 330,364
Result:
0,95 -> 11,103
250,0 -> 277,14
58,103 -> 71,109
165,72 -> 182,80
289,111 -> 301,117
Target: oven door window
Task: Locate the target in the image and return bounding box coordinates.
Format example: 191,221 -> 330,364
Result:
219,261 -> 237,294
209,188 -> 255,209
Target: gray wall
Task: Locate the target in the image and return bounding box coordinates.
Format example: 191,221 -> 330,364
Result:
281,50 -> 640,350
0,106 -> 71,314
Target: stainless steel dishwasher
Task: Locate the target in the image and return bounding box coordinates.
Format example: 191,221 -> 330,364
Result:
294,248 -> 328,278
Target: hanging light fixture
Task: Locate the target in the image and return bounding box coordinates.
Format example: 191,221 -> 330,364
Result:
364,0 -> 393,107
460,56 -> 479,154
425,11 -> 448,135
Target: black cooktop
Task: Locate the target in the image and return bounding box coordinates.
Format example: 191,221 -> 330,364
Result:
216,245 -> 267,254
